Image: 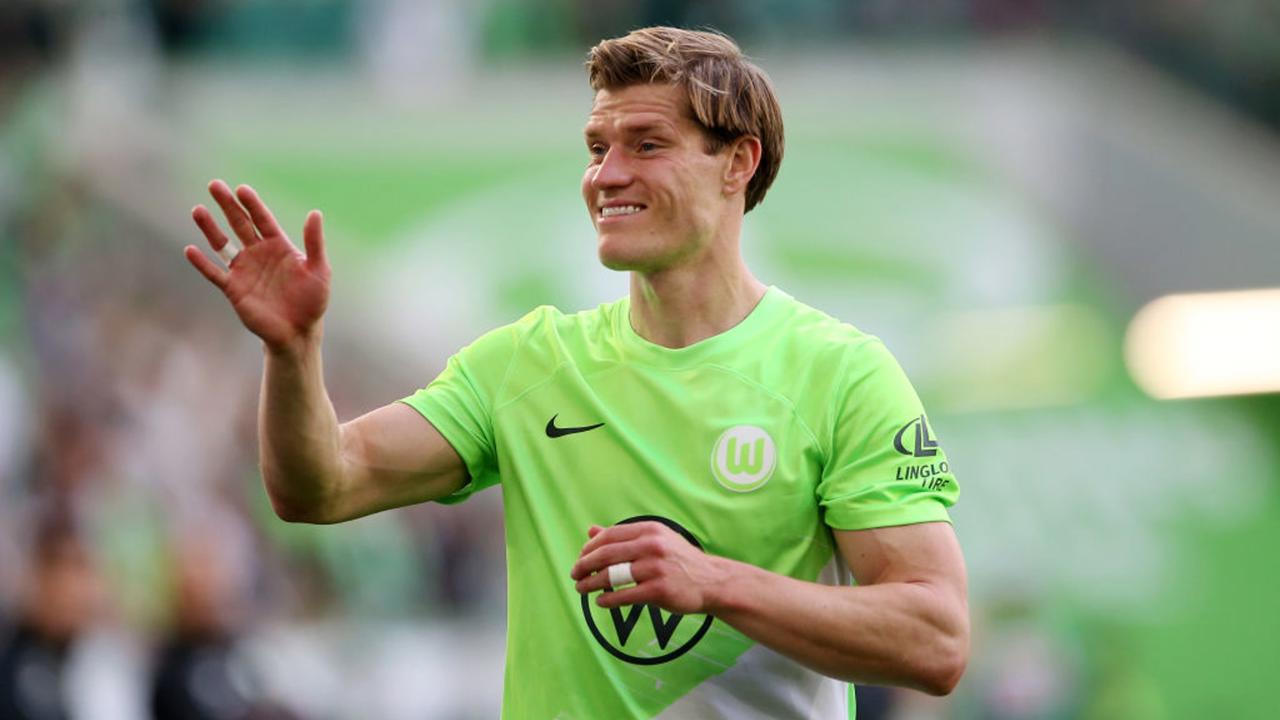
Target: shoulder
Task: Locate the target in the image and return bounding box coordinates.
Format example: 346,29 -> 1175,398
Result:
462,299 -> 619,352
518,298 -> 622,336
502,297 -> 625,354
757,292 -> 922,423
768,289 -> 887,368
454,298 -> 625,388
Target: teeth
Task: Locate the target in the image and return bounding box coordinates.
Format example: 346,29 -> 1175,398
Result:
601,205 -> 643,217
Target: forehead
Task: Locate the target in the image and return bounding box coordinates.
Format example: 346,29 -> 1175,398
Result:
584,84 -> 695,136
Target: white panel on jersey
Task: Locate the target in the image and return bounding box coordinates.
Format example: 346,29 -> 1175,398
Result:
654,555 -> 852,719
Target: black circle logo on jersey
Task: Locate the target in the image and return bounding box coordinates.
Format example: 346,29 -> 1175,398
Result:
580,515 -> 715,665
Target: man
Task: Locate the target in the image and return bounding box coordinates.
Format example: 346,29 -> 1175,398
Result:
151,519 -> 290,720
0,511 -> 100,720
185,27 -> 968,719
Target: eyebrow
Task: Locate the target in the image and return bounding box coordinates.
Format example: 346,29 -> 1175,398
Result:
583,119 -> 678,141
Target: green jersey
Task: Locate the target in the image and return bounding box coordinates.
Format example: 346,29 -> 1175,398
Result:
401,286 -> 958,719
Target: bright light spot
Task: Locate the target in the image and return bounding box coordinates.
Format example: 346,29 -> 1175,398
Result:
1125,288 -> 1280,399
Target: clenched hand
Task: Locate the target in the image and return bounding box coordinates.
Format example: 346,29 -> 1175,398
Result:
571,521 -> 731,614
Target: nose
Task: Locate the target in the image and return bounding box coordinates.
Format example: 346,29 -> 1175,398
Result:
590,147 -> 633,191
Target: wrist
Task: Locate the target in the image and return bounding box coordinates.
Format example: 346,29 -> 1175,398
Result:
703,555 -> 753,616
264,325 -> 324,361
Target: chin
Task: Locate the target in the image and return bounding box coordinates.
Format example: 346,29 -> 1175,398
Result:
597,232 -> 701,273
596,234 -> 648,271
597,245 -> 643,272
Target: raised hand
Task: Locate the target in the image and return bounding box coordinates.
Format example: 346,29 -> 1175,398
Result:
185,180 -> 331,353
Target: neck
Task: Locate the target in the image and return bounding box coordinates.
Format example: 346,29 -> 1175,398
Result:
628,247 -> 767,349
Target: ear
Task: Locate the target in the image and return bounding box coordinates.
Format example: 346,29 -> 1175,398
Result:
722,136 -> 762,198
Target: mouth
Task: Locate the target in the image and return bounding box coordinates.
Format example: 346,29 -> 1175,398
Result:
597,204 -> 646,221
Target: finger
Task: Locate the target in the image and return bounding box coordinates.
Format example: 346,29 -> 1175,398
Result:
184,245 -> 228,291
303,210 -> 326,269
576,530 -> 645,573
575,572 -> 608,594
578,522 -> 649,559
192,205 -> 231,252
576,558 -> 656,594
596,583 -> 659,609
588,524 -> 604,538
571,538 -> 653,581
208,179 -> 260,246
235,184 -> 286,239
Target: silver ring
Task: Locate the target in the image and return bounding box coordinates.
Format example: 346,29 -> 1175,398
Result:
607,562 -> 635,589
216,241 -> 241,266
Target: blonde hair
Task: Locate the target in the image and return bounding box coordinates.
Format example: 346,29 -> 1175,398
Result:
586,27 -> 784,213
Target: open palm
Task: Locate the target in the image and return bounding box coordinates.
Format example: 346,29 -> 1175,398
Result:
185,180 -> 331,352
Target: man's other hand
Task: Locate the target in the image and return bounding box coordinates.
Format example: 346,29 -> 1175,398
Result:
571,521 -> 731,615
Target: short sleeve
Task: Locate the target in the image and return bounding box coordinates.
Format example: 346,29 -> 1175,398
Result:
399,322 -> 522,504
818,339 -> 959,530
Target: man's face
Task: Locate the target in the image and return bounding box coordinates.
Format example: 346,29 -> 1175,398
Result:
582,83 -> 731,272
31,538 -> 100,642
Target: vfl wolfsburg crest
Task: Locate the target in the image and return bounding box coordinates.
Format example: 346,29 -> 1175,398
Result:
711,425 -> 777,492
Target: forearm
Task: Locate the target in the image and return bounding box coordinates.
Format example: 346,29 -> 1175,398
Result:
258,327 -> 346,522
707,557 -> 968,695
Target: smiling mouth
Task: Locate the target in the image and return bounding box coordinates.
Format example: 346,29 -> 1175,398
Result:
599,204 -> 645,219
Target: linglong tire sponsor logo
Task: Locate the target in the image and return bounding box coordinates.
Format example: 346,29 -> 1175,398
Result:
893,415 -> 952,491
581,516 -> 715,665
894,415 -> 940,458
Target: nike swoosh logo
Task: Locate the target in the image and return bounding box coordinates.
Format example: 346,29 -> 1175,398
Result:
546,414 -> 606,438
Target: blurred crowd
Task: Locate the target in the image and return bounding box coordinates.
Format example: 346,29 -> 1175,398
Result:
3,0 -> 1276,126
0,147 -> 507,717
1,1 -> 1274,719
1,6 -> 509,715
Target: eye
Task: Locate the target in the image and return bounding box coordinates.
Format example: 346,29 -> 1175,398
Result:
587,143 -> 606,162
638,141 -> 658,153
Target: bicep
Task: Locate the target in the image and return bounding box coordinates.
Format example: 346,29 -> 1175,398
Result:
834,522 -> 968,605
332,402 -> 468,521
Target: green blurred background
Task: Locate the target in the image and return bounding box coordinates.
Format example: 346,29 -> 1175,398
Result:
1,1 -> 1278,719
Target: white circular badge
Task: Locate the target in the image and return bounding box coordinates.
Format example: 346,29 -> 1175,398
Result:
711,425 -> 777,492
